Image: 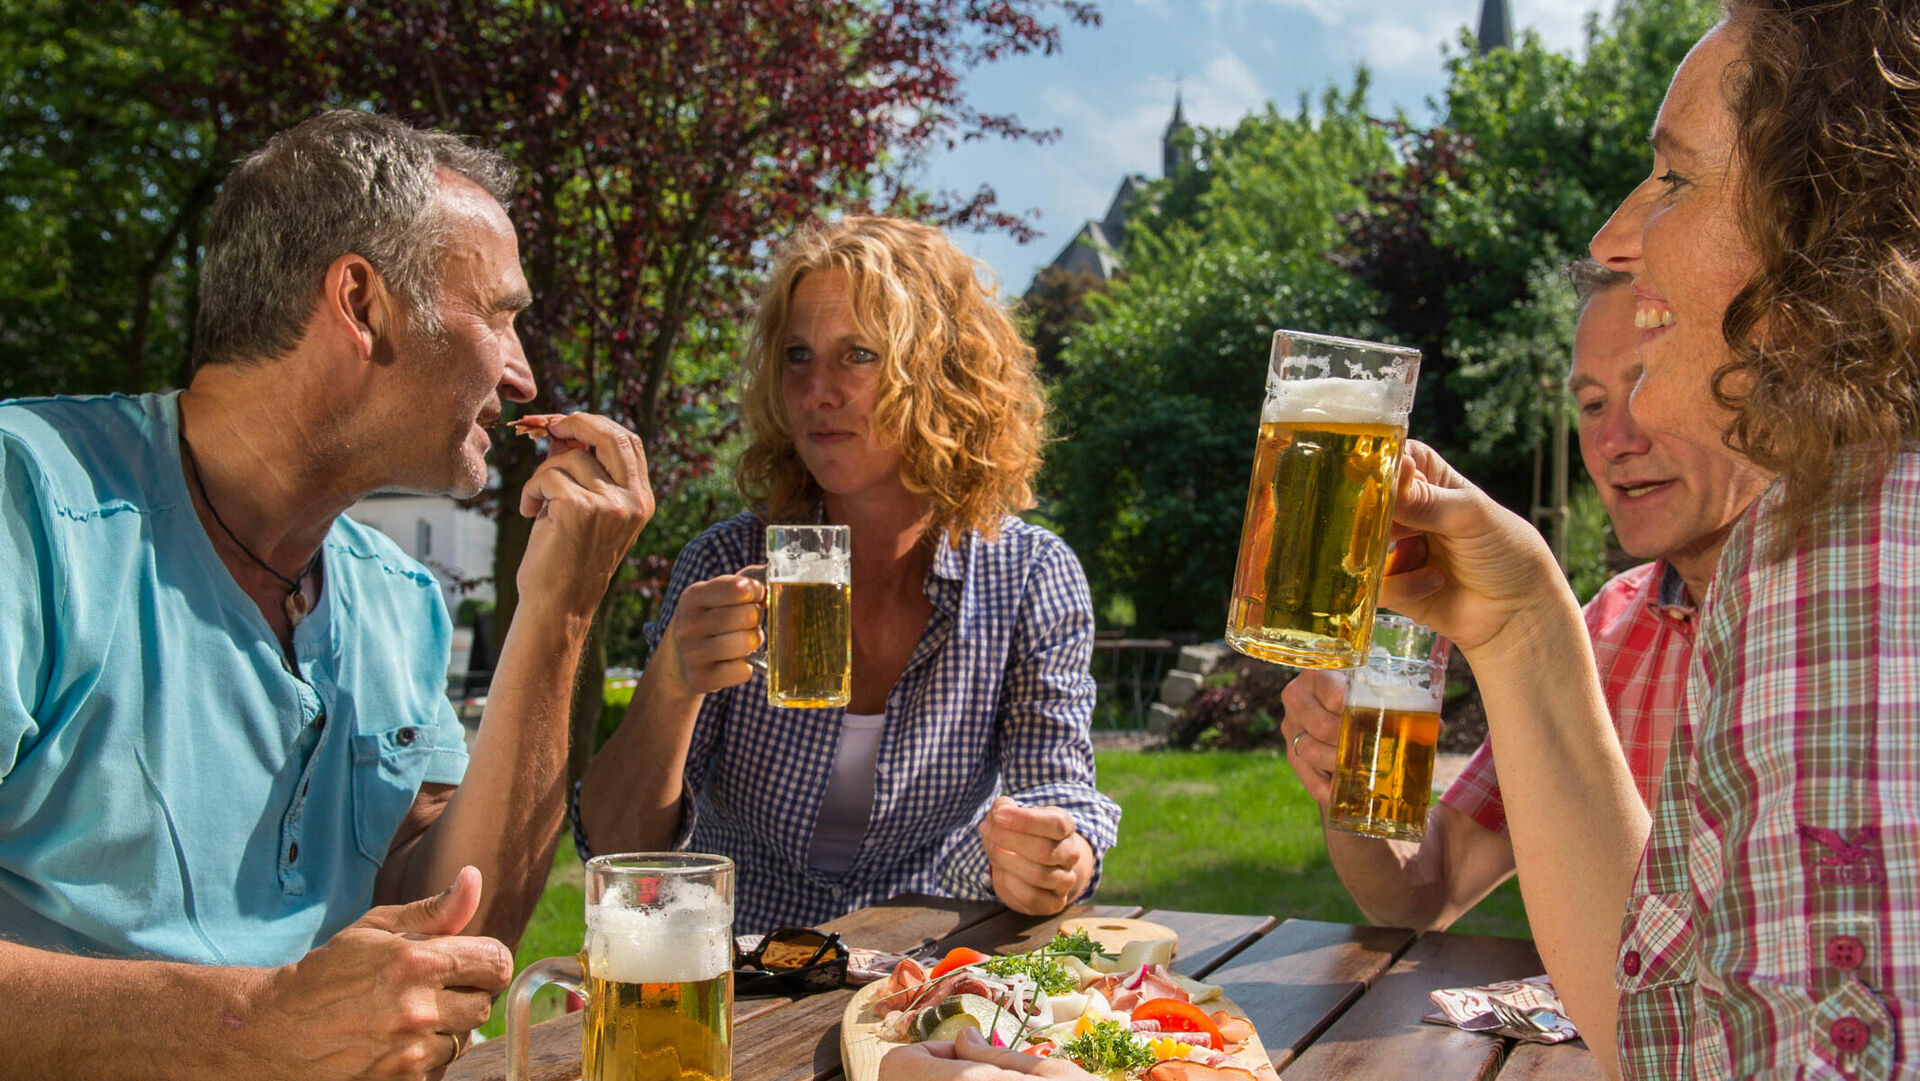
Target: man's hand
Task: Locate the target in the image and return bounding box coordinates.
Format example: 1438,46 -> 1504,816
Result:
880,1028 -> 1095,1081
1279,669 -> 1345,806
978,797 -> 1096,916
514,412 -> 655,614
240,867 -> 512,1080
655,570 -> 767,698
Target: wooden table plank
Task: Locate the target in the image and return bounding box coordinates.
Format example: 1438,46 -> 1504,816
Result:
1196,918 -> 1415,1072
1140,909 -> 1278,979
741,903 -> 1144,1081
1278,931 -> 1546,1081
451,895 -> 1005,1081
1497,1040 -> 1605,1081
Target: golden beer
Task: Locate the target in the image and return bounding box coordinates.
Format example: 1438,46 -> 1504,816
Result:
581,971 -> 733,1081
766,578 -> 851,708
505,854 -> 734,1081
1328,703 -> 1441,841
1227,417 -> 1403,668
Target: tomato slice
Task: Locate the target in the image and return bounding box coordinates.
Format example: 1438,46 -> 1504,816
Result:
928,947 -> 992,979
1132,999 -> 1225,1051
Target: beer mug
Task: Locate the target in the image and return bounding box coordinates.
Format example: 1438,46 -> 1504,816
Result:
1226,329 -> 1419,669
1327,613 -> 1450,841
506,853 -> 735,1081
746,524 -> 852,709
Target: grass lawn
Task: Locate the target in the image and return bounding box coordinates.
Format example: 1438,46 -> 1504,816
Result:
479,748 -> 1529,1038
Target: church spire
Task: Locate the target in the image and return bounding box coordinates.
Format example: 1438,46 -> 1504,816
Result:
1475,0 -> 1514,53
1162,79 -> 1191,179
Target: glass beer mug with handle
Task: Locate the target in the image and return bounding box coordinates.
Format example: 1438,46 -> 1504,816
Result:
743,524 -> 852,708
1328,613 -> 1451,842
1227,330 -> 1420,669
506,853 -> 735,1081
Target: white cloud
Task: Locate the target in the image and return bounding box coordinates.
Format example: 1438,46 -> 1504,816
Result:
1258,0 -> 1604,63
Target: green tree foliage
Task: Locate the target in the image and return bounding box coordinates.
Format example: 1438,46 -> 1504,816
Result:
1042,82 -> 1393,633
1044,0 -> 1716,634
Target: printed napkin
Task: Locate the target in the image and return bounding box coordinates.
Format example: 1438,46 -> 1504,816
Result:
1422,974 -> 1579,1044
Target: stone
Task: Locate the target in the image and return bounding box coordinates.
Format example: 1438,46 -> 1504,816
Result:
1177,643 -> 1228,675
1147,703 -> 1185,736
1158,669 -> 1205,708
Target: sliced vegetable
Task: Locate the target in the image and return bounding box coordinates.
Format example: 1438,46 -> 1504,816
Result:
1131,1000 -> 1225,1051
928,947 -> 993,979
909,994 -> 1024,1045
926,1014 -> 982,1042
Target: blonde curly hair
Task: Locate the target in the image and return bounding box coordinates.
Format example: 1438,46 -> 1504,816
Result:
736,216 -> 1047,545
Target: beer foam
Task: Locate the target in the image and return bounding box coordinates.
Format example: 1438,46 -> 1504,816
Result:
1346,662 -> 1443,712
1260,376 -> 1411,427
586,881 -> 732,984
767,550 -> 849,584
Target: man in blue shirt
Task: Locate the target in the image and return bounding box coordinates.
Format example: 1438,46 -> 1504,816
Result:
0,111 -> 653,1079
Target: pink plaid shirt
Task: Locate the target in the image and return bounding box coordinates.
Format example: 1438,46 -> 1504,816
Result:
1441,559 -> 1694,830
1616,452 -> 1920,1079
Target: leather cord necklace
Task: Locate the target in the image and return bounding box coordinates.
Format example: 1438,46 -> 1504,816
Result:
180,429 -> 322,628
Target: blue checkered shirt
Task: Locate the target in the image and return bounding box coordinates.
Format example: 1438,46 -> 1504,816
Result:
578,511 -> 1120,934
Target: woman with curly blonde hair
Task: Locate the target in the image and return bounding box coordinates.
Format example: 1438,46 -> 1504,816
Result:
579,216 -> 1118,933
1300,3 -> 1920,1078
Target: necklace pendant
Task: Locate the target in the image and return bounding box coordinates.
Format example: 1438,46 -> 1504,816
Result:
284,589 -> 311,628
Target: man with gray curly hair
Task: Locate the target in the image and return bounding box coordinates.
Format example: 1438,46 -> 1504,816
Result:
0,110 -> 655,1079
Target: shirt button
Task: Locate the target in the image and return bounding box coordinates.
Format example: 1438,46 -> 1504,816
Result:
396,726 -> 417,746
1831,1016 -> 1871,1053
1826,935 -> 1865,971
1622,950 -> 1642,977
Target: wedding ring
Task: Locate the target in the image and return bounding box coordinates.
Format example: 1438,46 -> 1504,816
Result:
447,1033 -> 464,1063
1290,730 -> 1308,757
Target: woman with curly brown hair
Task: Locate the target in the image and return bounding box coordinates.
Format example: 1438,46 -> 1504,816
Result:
1325,2 -> 1920,1077
577,216 -> 1118,934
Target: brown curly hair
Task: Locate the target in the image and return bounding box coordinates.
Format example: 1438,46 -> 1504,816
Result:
735,216 -> 1047,545
1717,1 -> 1920,547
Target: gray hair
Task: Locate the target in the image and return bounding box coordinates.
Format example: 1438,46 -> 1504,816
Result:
194,109 -> 518,367
1566,257 -> 1632,315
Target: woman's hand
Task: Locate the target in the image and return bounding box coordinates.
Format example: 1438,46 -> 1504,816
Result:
879,1029 -> 1095,1081
1377,442 -> 1574,657
657,568 -> 766,698
978,797 -> 1096,915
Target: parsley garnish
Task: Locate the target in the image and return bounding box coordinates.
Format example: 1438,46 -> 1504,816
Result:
979,953 -> 1074,996
1061,1020 -> 1156,1076
1044,929 -> 1117,963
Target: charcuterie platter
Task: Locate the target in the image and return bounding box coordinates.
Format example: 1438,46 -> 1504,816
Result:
841,919 -> 1279,1081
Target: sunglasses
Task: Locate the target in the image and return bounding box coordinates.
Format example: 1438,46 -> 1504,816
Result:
734,927 -> 850,995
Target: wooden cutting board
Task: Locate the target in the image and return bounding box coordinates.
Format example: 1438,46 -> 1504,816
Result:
840,922 -> 1277,1081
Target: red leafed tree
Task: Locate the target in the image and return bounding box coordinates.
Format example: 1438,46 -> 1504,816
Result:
317,0 -> 1099,771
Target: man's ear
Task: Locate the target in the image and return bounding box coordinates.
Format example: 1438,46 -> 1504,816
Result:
320,253 -> 397,364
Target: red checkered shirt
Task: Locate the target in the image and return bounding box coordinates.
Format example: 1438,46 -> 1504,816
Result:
1440,559 -> 1694,830
1616,452 -> 1920,1079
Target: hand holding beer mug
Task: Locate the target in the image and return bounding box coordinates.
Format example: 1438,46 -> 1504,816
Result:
746,524 -> 852,708
506,854 -> 734,1081
1327,613 -> 1451,841
1227,330 -> 1419,669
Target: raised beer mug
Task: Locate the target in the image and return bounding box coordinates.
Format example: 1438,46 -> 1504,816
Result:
744,524 -> 852,709
1226,329 -> 1419,669
1327,613 -> 1451,841
506,853 -> 735,1081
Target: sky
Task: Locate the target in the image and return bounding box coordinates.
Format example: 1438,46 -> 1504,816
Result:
916,0 -> 1614,296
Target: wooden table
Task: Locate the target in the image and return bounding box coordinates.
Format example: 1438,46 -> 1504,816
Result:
450,896 -> 1601,1081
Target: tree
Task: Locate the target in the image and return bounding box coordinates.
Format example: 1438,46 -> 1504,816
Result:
322,0 -> 1100,774
1041,81 -> 1393,634
1339,0 -> 1721,509
0,1 -> 330,397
